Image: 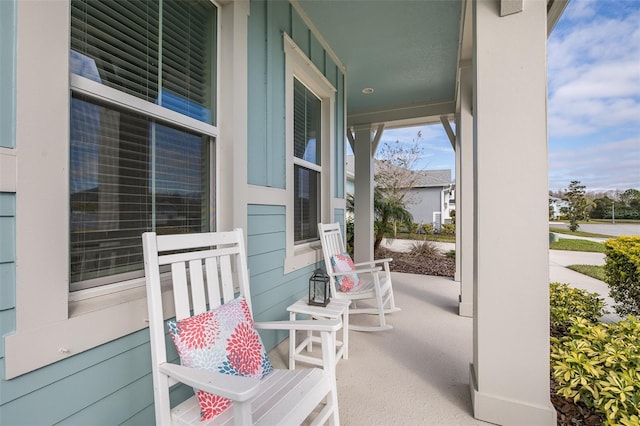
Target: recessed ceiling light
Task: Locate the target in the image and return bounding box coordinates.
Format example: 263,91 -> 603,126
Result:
362,88 -> 374,94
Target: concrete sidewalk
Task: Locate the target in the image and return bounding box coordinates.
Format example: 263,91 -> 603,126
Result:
549,249 -> 620,322
383,238 -> 620,321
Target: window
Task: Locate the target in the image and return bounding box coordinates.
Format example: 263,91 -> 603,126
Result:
293,79 -> 322,243
283,35 -> 336,273
7,0 -> 248,379
69,0 -> 216,290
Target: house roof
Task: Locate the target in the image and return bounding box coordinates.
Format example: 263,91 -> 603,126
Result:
346,155 -> 452,189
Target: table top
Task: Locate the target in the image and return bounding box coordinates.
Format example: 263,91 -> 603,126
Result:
287,297 -> 351,318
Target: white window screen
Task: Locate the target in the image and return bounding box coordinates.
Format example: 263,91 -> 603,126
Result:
293,78 -> 322,243
69,0 -> 216,290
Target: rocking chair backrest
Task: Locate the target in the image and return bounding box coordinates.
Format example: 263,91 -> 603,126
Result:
318,222 -> 347,293
142,229 -> 252,393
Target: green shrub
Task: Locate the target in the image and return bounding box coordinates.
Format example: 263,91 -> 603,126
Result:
409,222 -> 420,235
445,249 -> 455,259
604,236 -> 640,316
409,240 -> 440,258
422,223 -> 434,235
550,283 -> 607,332
551,316 -> 640,425
441,223 -> 455,236
345,218 -> 354,257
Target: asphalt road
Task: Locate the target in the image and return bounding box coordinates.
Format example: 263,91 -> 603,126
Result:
550,222 -> 640,237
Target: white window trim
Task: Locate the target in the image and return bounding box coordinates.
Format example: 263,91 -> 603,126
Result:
5,0 -> 248,379
283,35 -> 336,274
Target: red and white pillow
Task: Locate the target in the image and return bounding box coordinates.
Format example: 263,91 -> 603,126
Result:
167,297 -> 273,421
330,252 -> 362,292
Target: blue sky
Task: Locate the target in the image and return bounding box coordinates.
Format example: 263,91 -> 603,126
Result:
370,0 -> 640,194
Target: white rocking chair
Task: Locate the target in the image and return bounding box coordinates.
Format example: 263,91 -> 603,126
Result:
143,229 -> 340,425
318,222 -> 400,332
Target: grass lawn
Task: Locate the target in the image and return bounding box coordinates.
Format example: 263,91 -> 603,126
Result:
550,238 -> 606,253
549,227 -> 612,239
388,232 -> 456,243
567,264 -> 606,281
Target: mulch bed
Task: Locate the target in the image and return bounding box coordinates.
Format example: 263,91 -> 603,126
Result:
376,246 -> 604,426
375,246 -> 456,277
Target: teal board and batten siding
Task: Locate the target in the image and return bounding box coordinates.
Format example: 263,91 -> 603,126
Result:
246,0 -> 347,347
247,0 -> 346,191
0,0 -> 16,149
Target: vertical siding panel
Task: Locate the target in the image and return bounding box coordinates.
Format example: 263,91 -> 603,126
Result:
265,0 -> 290,189
309,33 -> 325,75
248,0 -> 269,186
335,71 -> 346,198
0,0 -> 16,149
291,8 -> 310,58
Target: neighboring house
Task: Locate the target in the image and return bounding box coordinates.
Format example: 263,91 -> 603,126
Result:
0,1 -> 567,424
405,169 -> 455,228
549,196 -> 569,220
346,155 -> 454,227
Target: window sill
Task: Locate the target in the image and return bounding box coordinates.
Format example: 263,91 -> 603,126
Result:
283,241 -> 323,274
4,275 -> 176,379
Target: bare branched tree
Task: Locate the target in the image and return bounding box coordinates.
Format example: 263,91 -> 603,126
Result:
374,131 -> 426,205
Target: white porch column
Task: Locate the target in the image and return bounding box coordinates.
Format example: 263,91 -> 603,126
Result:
457,64 -> 474,318
470,1 -> 556,424
352,125 -> 375,263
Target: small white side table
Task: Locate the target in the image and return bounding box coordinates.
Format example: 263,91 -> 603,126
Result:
287,298 -> 351,369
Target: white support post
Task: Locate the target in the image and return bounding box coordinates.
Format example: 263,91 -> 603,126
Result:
457,65 -> 473,317
353,125 -> 376,264
470,0 -> 556,424
218,1 -> 249,233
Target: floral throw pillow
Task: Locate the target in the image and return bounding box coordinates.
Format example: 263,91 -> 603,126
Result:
330,252 -> 361,292
167,297 -> 274,422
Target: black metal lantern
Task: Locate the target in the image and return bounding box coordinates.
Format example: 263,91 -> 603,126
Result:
308,268 -> 330,307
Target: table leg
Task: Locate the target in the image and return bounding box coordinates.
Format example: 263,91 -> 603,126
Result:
343,307 -> 349,360
289,311 -> 296,369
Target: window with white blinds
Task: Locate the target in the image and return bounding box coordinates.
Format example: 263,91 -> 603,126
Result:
69,0 -> 216,290
293,78 -> 322,243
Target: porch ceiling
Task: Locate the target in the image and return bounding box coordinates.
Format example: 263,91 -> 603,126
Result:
294,0 -> 464,127
293,0 -> 568,128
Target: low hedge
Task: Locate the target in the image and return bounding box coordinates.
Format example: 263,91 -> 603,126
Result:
604,236 -> 640,316
550,282 -> 607,333
551,316 -> 640,425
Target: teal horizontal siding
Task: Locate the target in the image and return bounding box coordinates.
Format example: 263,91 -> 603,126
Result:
1,339 -> 153,424
0,193 -> 15,360
334,209 -> 345,227
247,204 -> 320,349
1,326 -> 184,425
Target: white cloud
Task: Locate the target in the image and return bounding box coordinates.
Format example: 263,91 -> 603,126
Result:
549,137 -> 640,191
548,3 -> 640,140
564,0 -> 597,21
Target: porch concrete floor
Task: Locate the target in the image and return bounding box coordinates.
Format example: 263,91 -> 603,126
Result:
268,272 -> 490,426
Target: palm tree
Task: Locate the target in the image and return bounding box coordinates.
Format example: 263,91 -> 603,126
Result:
346,187 -> 413,251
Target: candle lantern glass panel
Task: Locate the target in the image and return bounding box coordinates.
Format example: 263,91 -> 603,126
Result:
309,269 -> 330,307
